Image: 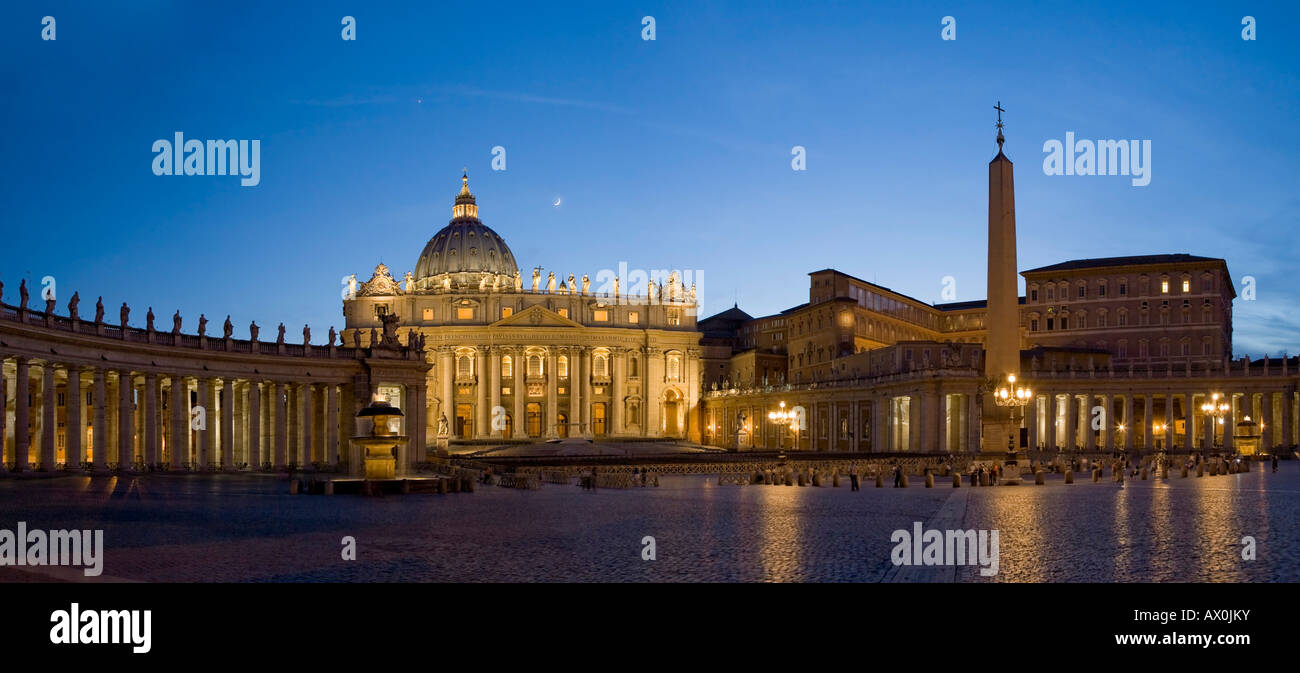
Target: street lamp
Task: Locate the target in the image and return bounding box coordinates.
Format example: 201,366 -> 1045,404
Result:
992,373 -> 1033,452
1200,393 -> 1230,452
768,401 -> 799,451
1152,422 -> 1166,451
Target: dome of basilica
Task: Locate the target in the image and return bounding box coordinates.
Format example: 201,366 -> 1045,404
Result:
413,175 -> 520,290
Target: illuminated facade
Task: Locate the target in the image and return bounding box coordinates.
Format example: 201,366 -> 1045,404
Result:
341,176 -> 704,442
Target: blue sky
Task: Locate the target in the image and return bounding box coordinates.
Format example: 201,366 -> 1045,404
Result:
2,1 -> 1297,355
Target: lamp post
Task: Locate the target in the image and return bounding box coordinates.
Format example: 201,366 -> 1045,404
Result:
768,401 -> 798,451
992,373 -> 1033,452
1200,392 -> 1230,454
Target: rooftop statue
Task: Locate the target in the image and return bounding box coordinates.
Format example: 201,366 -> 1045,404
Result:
276,323 -> 285,344
120,302 -> 129,327
19,279 -> 29,310
172,310 -> 182,335
94,297 -> 104,324
68,292 -> 80,320
249,321 -> 259,342
223,315 -> 233,338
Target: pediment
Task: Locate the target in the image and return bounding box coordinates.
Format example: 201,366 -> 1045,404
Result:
491,304 -> 584,328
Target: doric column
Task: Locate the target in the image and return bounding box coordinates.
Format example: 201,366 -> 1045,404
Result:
475,348 -> 489,438
569,347 -> 582,438
922,391 -> 940,452
195,378 -> 210,469
325,383 -> 339,465
1064,393 -> 1077,450
1255,393 -> 1268,450
40,364 -> 56,470
299,382 -> 314,465
1099,394 -> 1113,450
686,349 -> 700,442
1185,391 -> 1196,451
489,347 -> 503,437
13,358 -> 30,471
582,348 -> 594,438
545,349 -> 558,438
221,379 -> 234,470
1163,392 -> 1174,451
144,373 -> 159,468
1282,389 -> 1294,448
646,347 -> 663,437
247,382 -> 262,468
1084,394 -> 1097,451
872,398 -> 888,453
1123,394 -> 1135,451
117,370 -> 134,468
1043,392 -> 1056,449
0,363 -> 7,470
512,348 -> 526,439
1026,394 -> 1039,449
967,392 -> 981,452
274,382 -> 288,468
1142,394 -> 1153,451
439,347 -> 455,440
66,366 -> 83,468
414,383 -> 427,461
233,381 -> 246,466
169,376 -> 186,469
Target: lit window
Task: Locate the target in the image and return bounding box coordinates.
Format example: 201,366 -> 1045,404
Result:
558,355 -> 569,378
593,354 -> 608,377
501,355 -> 513,378
527,355 -> 543,377
1161,280 -> 1169,293
668,309 -> 681,326
557,308 -> 569,319
1182,279 -> 1190,293
422,308 -> 433,321
456,307 -> 474,320
628,311 -> 639,324
456,355 -> 473,376
666,352 -> 682,381
593,310 -> 609,322
501,307 -> 513,319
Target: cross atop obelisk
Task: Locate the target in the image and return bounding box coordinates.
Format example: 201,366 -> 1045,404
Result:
994,101 -> 1005,149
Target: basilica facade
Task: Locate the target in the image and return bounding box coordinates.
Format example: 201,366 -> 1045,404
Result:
341,176 -> 703,443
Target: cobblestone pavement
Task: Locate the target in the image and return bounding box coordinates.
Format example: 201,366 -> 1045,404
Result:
0,465 -> 1294,582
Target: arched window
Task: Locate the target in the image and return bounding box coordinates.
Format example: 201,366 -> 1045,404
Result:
527,354 -> 543,377
501,355 -> 513,378
558,355 -> 569,378
456,355 -> 473,376
593,351 -> 609,378
666,351 -> 682,382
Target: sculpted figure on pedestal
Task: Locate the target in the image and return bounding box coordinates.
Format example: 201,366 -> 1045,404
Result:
120,302 -> 129,327
171,310 -> 182,335
249,321 -> 259,342
68,292 -> 80,320
223,315 -> 233,339
145,307 -> 155,332
94,297 -> 104,324
19,279 -> 29,310
276,323 -> 285,344
328,326 -> 336,346
303,324 -> 311,345
532,268 -> 540,292
198,314 -> 207,337
547,272 -> 556,294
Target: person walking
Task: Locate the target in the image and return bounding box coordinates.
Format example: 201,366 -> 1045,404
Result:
849,463 -> 860,491
1271,454 -> 1278,473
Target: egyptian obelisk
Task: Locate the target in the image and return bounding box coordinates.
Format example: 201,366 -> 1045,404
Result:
983,102 -> 1020,452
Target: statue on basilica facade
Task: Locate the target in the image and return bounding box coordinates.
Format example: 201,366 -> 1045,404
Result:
328,326 -> 336,346
68,292 -> 80,320
198,314 -> 207,337
171,310 -> 181,335
145,307 -> 155,332
18,279 -> 28,311
347,274 -> 357,299
547,272 -> 556,294
276,323 -> 286,345
514,272 -> 523,292
613,275 -> 620,298
120,302 -> 130,327
44,293 -> 55,316
479,275 -> 488,291
581,274 -> 590,295
443,276 -> 451,291
567,274 -> 576,295
249,321 -> 259,342
223,315 -> 233,339
403,271 -> 414,293
648,280 -> 657,302
531,268 -> 541,292
353,329 -> 362,348
303,324 -> 311,345
94,297 -> 104,324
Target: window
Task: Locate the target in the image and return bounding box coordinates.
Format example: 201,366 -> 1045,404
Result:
456,307 -> 474,320
557,308 -> 569,319
666,352 -> 682,382
1118,312 -> 1128,326
593,353 -> 608,377
1047,287 -> 1055,300
1031,319 -> 1039,331
629,356 -> 639,378
1182,279 -> 1190,293
501,307 -> 513,319
558,355 -> 569,378
422,308 -> 433,321
1118,341 -> 1128,358
456,355 -> 473,376
593,309 -> 609,322
1030,288 -> 1039,301
527,355 -> 543,377
1078,285 -> 1086,298
1161,279 -> 1169,294
1046,318 -> 1054,331
668,309 -> 681,326
1098,284 -> 1107,297
375,304 -> 388,317
1119,283 -> 1127,296
629,311 -> 641,324
501,355 -> 513,378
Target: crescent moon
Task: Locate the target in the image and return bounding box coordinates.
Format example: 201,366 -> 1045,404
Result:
553,197 -> 562,207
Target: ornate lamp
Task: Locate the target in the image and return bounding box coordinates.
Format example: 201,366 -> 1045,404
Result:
1200,392 -> 1231,451
767,401 -> 799,451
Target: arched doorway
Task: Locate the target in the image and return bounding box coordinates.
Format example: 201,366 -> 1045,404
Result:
557,413 -> 569,438
456,403 -> 473,438
662,388 -> 682,438
503,413 -> 513,438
